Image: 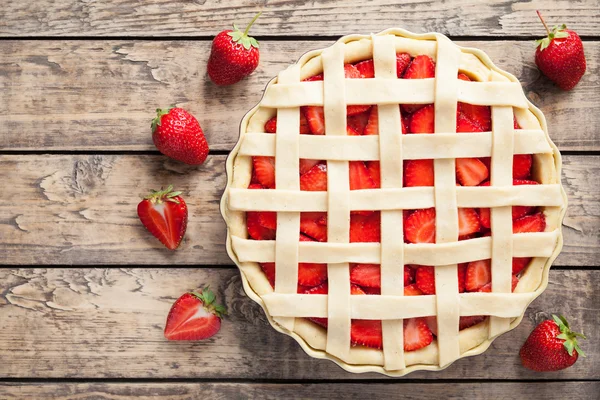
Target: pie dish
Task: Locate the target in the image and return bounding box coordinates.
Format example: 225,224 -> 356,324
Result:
220,28 -> 567,375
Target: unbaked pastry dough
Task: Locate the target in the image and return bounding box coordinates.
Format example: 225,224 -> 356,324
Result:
221,28 -> 567,376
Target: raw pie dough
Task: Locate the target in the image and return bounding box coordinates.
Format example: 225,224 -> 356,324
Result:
220,28 -> 567,376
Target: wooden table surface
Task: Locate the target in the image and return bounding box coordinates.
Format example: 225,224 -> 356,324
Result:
0,1 -> 599,399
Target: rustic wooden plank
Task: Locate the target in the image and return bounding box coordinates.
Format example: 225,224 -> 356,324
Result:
0,0 -> 598,37
0,155 -> 597,266
0,268 -> 597,380
0,40 -> 597,152
1,382 -> 599,400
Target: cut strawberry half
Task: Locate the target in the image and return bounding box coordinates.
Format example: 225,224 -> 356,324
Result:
513,213 -> 546,233
456,157 -> 489,186
350,263 -> 380,288
415,265 -> 436,295
456,112 -> 484,133
302,106 -> 325,135
137,186 -> 188,250
366,161 -> 381,188
458,208 -> 481,237
465,259 -> 491,292
404,317 -> 434,352
513,154 -> 533,179
300,163 -> 328,191
300,212 -> 327,242
246,211 -> 276,240
404,208 -> 436,244
401,55 -> 436,114
264,117 -> 277,133
458,104 -> 491,131
164,289 -> 226,341
396,53 -> 412,77
349,161 -> 377,190
350,212 -> 381,243
409,104 -> 435,134
404,159 -> 434,187
253,156 -> 276,188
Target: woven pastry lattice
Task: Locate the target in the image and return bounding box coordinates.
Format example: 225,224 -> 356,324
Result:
225,31 -> 565,373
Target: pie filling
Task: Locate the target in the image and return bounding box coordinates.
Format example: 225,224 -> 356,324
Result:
244,53 -> 547,352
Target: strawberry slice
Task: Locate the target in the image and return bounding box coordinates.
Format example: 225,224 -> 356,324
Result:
409,104 -> 435,134
302,283 -> 329,328
459,315 -> 486,330
459,104 -> 491,131
348,105 -> 372,116
347,110 -> 371,134
404,317 -> 434,351
404,283 -> 424,296
513,213 -> 546,233
253,156 -> 276,188
458,208 -> 481,237
479,275 -> 519,293
465,259 -> 491,292
164,288 -> 226,341
258,212 -> 277,230
299,113 -> 310,134
299,159 -> 321,175
404,159 -> 434,187
456,157 -> 489,186
300,163 -> 328,191
401,112 -> 409,134
478,206 -> 491,229
247,211 -> 276,240
300,212 -> 327,242
404,208 -> 436,244
363,106 -> 379,135
396,53 -> 412,77
346,125 -> 361,136
458,73 -> 471,81
512,257 -> 531,275
302,106 -> 325,135
137,186 -> 188,250
415,265 -> 436,295
351,319 -> 383,349
344,64 -> 371,115
366,161 -> 381,188
355,59 -> 375,78
514,116 -> 521,129
405,265 -> 416,285
456,112 -> 484,133
349,161 -> 376,190
458,263 -> 467,293
297,262 -> 328,287
350,263 -> 381,288
350,212 -> 381,243
264,117 -> 277,133
401,55 -> 436,114
303,74 -> 323,82
513,154 -> 533,179
259,262 -> 276,287
344,63 -> 362,78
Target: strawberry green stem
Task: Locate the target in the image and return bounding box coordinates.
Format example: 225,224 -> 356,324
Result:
244,12 -> 262,36
536,10 -> 551,36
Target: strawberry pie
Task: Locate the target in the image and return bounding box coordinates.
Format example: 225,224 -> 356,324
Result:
221,29 -> 567,375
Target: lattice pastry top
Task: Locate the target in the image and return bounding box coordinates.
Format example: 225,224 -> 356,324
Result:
221,28 -> 567,376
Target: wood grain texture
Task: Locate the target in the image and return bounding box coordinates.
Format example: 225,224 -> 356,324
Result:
0,0 -> 598,37
0,268 -> 598,380
1,382 -> 599,399
0,155 -> 598,266
0,40 -> 598,152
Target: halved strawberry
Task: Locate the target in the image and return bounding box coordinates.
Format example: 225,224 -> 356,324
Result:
363,106 -> 379,135
459,104 -> 491,131
258,211 -> 277,230
401,55 -> 436,114
415,265 -> 436,295
299,159 -> 321,175
459,315 -> 486,330
264,117 -> 277,133
404,159 -> 434,187
404,283 -> 424,296
355,59 -> 375,78
253,156 -> 276,188
300,163 -> 328,191
404,208 -> 436,244
458,208 -> 481,237
456,158 -> 489,186
404,317 -> 434,351
513,213 -> 546,233
409,104 -> 435,134
465,259 -> 491,292
164,288 -> 227,341
350,161 -> 376,190
302,106 -> 325,135
347,110 -> 371,134
396,53 -> 412,77
456,112 -> 484,133
246,211 -> 276,240
300,212 -> 327,242
137,186 -> 188,250
350,212 -> 381,243
350,263 -> 380,288
513,154 -> 533,179
366,161 -> 381,188
351,319 -> 383,349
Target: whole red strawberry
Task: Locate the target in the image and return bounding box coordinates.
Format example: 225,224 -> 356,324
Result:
152,107 -> 209,165
164,287 -> 227,341
207,12 -> 261,86
520,315 -> 586,372
534,11 -> 586,90
137,185 -> 188,250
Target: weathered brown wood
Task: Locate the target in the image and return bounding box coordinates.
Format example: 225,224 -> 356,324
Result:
0,268 -> 597,380
0,0 -> 598,38
1,381 -> 599,399
0,155 -> 597,266
0,40 -> 598,152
